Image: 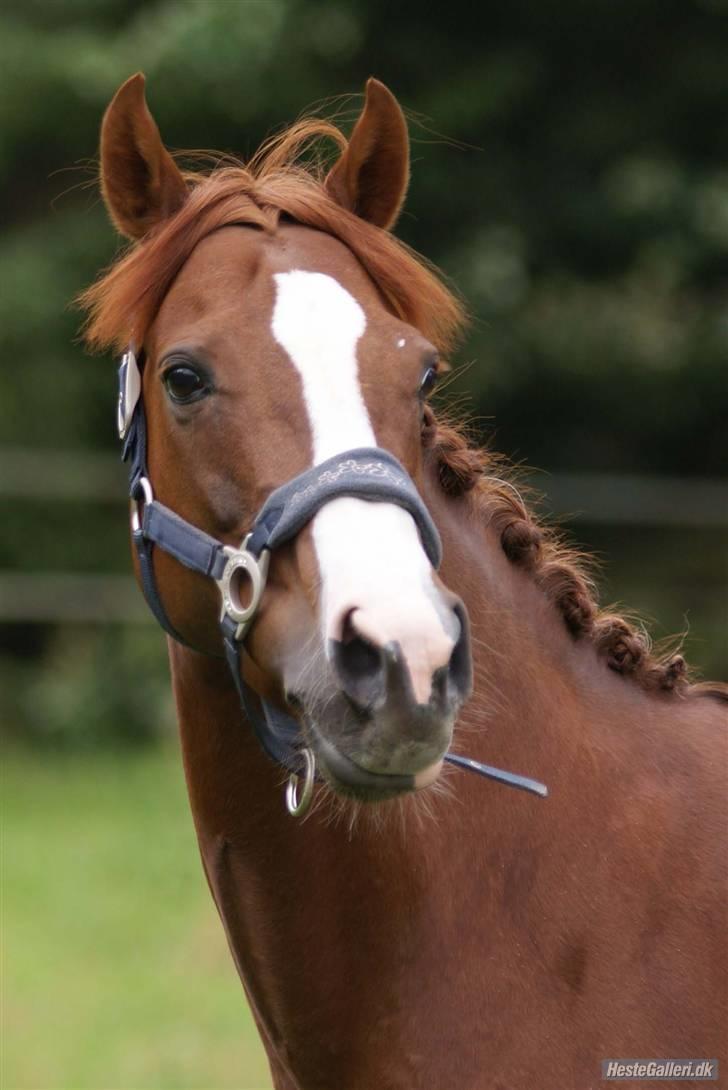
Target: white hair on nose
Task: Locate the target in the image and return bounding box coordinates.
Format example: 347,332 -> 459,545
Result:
271,270 -> 454,703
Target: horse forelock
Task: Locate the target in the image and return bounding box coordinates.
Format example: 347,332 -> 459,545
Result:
78,113 -> 726,705
78,114 -> 466,356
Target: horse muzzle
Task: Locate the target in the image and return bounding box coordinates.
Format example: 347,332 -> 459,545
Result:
294,599 -> 472,799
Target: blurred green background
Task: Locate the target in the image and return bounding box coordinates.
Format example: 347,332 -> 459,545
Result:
1,1 -> 726,1087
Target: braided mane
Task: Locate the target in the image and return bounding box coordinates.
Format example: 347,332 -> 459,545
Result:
79,114 -> 726,701
424,410 -> 728,699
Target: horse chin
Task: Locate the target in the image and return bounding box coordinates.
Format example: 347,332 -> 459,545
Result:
300,704 -> 453,803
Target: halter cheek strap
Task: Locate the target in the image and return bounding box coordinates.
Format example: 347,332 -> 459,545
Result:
118,348 -> 548,805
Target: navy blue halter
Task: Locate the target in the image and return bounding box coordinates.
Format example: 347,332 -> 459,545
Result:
118,348 -> 548,801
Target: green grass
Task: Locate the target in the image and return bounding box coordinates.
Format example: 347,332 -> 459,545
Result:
1,746 -> 273,1090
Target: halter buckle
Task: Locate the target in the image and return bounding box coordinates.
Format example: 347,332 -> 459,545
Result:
216,535 -> 270,641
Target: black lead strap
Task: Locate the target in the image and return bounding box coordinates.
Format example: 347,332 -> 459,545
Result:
443,754 -> 548,798
118,348 -> 548,802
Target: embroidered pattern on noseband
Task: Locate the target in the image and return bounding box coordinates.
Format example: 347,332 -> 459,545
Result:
288,459 -> 409,510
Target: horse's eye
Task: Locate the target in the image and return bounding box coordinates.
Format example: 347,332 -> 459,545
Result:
163,365 -> 208,404
420,366 -> 439,398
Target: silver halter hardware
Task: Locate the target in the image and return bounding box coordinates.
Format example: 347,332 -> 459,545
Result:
286,747 -> 316,817
118,348 -> 141,441
128,474 -> 270,641
130,475 -> 153,533
215,536 -> 271,641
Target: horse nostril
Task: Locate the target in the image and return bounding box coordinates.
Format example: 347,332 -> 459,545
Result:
447,602 -> 473,703
331,612 -> 385,712
343,634 -> 382,679
330,601 -> 473,714
431,663 -> 449,704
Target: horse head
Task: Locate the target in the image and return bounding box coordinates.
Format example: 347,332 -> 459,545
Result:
92,74 -> 473,800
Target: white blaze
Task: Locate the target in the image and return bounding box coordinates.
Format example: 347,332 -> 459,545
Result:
271,271 -> 453,703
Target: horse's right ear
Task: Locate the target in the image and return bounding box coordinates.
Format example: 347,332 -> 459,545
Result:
100,73 -> 187,240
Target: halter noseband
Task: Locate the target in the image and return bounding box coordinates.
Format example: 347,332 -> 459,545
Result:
118,348 -> 548,813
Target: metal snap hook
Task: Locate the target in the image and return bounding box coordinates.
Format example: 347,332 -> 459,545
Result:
286,748 -> 315,818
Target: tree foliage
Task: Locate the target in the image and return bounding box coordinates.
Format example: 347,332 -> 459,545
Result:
2,0 -> 726,741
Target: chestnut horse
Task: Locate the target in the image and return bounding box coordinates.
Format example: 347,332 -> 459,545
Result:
81,74 -> 727,1090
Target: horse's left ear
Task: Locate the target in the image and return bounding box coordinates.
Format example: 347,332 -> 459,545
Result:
325,78 -> 409,231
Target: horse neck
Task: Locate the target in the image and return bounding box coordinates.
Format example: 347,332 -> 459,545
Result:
165,478 -> 677,1086
167,480 -> 726,1089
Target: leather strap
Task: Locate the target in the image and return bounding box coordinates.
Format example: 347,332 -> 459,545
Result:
221,615 -> 303,772
141,500 -> 228,579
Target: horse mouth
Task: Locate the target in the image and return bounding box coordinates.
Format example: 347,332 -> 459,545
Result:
305,724 -> 444,802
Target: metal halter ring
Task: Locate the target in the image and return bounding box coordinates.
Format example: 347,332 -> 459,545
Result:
215,535 -> 271,641
130,476 -> 153,534
285,748 -> 316,818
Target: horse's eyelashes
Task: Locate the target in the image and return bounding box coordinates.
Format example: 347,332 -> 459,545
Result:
420,366 -> 439,398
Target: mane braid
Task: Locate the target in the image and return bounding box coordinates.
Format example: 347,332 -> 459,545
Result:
79,111 -> 727,702
422,410 -> 728,701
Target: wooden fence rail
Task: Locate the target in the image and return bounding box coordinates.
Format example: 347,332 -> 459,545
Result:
1,447 -> 726,623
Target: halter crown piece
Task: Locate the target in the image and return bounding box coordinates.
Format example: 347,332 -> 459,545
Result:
118,348 -> 548,816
